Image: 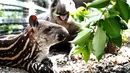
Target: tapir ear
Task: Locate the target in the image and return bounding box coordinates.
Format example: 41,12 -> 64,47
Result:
29,15 -> 39,27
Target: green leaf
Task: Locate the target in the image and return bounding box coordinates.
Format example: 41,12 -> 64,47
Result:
111,35 -> 122,48
92,27 -> 106,60
87,0 -> 110,8
77,16 -> 84,21
100,17 -> 121,38
115,16 -> 128,30
85,9 -> 103,24
107,7 -> 120,18
73,46 -> 91,63
72,28 -> 92,46
88,40 -> 93,52
119,20 -> 128,30
82,46 -> 90,63
115,0 -> 130,22
74,21 -> 89,30
76,6 -> 86,12
75,6 -> 89,21
73,46 -> 83,55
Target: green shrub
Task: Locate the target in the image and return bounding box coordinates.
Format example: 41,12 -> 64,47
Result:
71,0 -> 130,62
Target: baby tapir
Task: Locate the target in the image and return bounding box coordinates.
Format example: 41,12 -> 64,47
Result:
38,0 -> 79,55
0,15 -> 68,73
49,0 -> 79,55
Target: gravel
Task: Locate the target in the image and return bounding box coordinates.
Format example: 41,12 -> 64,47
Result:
49,44 -> 130,73
0,42 -> 130,73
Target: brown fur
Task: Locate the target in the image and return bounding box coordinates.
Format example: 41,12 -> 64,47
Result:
37,0 -> 79,55
49,0 -> 78,36
49,0 -> 79,54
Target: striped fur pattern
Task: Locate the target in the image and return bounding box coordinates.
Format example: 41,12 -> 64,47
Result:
0,15 -> 68,73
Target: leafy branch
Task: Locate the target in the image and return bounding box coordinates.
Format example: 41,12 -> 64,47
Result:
71,0 -> 130,62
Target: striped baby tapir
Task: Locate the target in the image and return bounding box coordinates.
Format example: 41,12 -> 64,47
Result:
0,15 -> 69,73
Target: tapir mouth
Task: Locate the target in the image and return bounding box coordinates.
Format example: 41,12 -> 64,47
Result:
59,13 -> 69,21
57,12 -> 69,21
54,8 -> 69,21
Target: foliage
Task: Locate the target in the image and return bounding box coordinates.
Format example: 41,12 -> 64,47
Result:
0,10 -> 4,17
0,6 -> 24,34
71,0 -> 130,62
0,24 -> 24,34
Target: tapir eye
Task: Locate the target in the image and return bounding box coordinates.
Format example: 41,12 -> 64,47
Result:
70,2 -> 72,5
43,26 -> 52,34
51,0 -> 58,7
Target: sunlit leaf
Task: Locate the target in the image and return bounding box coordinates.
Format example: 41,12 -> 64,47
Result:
87,0 -> 110,8
88,40 -> 93,52
72,28 -> 92,46
92,27 -> 106,60
75,6 -> 89,21
73,46 -> 83,55
82,46 -> 90,63
85,8 -> 103,25
76,6 -> 86,12
73,45 -> 91,63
